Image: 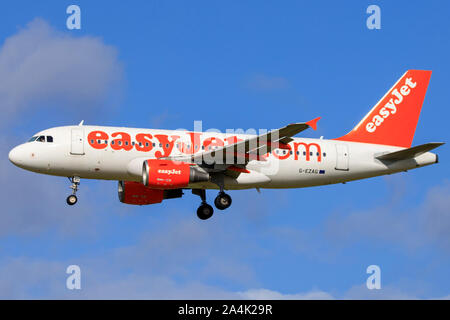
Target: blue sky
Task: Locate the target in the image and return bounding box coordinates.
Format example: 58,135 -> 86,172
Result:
0,1 -> 449,298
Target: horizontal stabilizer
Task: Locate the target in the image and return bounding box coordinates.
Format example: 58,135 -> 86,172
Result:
376,142 -> 444,161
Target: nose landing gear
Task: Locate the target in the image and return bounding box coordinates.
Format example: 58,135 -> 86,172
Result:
66,194 -> 77,205
66,176 -> 80,206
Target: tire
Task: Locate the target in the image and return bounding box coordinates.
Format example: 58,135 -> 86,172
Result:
197,203 -> 214,220
214,192 -> 232,210
66,195 -> 78,206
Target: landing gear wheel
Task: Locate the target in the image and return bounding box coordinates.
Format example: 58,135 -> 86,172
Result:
197,203 -> 214,220
66,195 -> 78,206
66,176 -> 80,206
214,192 -> 232,210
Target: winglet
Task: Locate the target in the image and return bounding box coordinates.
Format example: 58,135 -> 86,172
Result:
306,117 -> 321,130
78,120 -> 84,126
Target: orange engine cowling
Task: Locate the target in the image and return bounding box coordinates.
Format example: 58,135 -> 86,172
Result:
118,181 -> 183,205
142,159 -> 209,189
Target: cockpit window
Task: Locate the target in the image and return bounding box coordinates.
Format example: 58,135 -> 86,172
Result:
28,135 -> 54,143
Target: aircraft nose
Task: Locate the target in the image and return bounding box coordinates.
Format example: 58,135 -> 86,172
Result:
9,146 -> 19,165
8,144 -> 45,172
8,145 -> 25,166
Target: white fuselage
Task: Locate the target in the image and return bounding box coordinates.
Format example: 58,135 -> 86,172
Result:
8,125 -> 438,190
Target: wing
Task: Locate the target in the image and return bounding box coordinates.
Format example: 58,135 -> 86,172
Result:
168,117 -> 320,167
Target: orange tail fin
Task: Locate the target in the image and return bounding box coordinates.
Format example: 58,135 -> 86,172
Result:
335,70 -> 432,148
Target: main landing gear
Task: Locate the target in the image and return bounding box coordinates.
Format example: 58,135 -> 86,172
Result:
214,192 -> 232,210
192,189 -> 213,220
66,176 -> 80,206
192,189 -> 232,220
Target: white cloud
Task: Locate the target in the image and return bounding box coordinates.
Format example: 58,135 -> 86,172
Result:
0,18 -> 124,236
237,288 -> 334,300
110,216 -> 260,287
0,257 -> 65,299
0,217 -> 449,300
245,74 -> 290,91
0,256 -> 331,299
0,18 -> 123,123
421,182 -> 450,251
342,284 -> 419,300
0,136 -> 103,237
324,180 -> 450,253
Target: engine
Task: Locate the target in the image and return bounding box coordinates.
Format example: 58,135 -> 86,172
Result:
118,181 -> 183,205
142,159 -> 209,189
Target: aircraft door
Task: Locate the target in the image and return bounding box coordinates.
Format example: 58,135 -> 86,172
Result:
335,144 -> 349,171
70,128 -> 85,155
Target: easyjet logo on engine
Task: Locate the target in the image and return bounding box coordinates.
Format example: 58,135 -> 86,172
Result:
158,169 -> 181,175
366,77 -> 417,133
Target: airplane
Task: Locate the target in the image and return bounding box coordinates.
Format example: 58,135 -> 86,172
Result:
8,70 -> 444,220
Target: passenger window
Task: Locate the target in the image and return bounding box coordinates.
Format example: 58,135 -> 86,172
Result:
47,136 -> 53,143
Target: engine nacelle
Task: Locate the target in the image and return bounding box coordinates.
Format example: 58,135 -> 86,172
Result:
118,181 -> 183,205
142,159 -> 209,189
